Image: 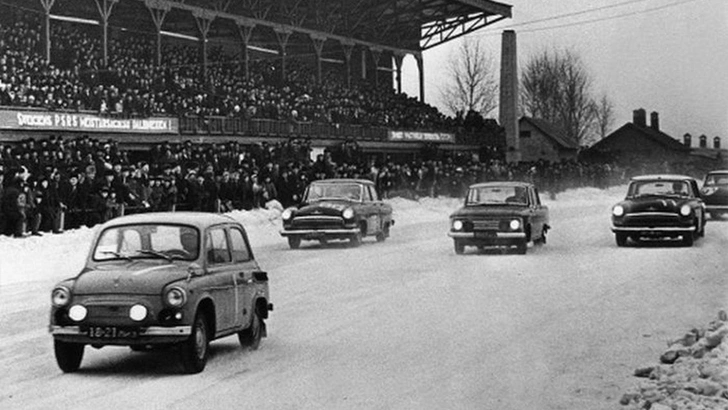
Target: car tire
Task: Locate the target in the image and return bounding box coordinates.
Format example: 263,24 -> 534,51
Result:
180,313 -> 209,374
238,311 -> 263,350
515,241 -> 527,254
454,240 -> 465,255
287,237 -> 301,249
615,233 -> 628,247
54,340 -> 84,373
350,226 -> 363,247
710,212 -> 722,220
682,232 -> 694,247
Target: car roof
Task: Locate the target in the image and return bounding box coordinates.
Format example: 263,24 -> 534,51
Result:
706,170 -> 728,175
630,174 -> 695,181
468,181 -> 533,189
99,212 -> 238,230
310,178 -> 375,185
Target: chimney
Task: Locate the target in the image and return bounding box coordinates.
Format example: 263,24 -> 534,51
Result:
499,30 -> 520,163
633,109 -> 646,127
650,111 -> 659,131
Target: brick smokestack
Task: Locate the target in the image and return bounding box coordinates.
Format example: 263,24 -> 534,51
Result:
633,108 -> 646,127
499,30 -> 520,163
650,111 -> 659,131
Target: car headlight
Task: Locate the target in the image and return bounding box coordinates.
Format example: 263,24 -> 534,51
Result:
702,187 -> 717,196
164,287 -> 187,308
612,205 -> 625,217
680,204 -> 692,216
51,286 -> 71,307
68,305 -> 87,321
509,219 -> 521,230
452,220 -> 463,231
129,304 -> 148,321
281,208 -> 293,220
342,208 -> 355,220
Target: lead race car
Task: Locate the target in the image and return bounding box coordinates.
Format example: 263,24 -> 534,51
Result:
49,212 -> 273,374
280,178 -> 394,248
611,174 -> 706,246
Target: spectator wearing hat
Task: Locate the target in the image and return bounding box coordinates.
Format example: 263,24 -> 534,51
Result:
1,169 -> 28,237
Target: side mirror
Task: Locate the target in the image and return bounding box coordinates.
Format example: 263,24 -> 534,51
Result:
253,271 -> 269,282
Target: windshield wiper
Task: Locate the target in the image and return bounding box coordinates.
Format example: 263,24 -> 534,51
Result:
136,250 -> 173,262
100,251 -> 133,261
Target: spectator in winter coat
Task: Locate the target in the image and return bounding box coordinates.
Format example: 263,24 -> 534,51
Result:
1,172 -> 27,237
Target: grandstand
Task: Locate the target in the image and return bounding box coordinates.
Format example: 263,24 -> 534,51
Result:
0,0 -> 512,159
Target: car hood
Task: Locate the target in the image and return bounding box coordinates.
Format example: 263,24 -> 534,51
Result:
296,200 -> 355,216
450,205 -> 530,218
73,262 -> 188,295
618,196 -> 691,212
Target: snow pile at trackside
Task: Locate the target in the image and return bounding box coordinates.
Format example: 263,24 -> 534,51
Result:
621,311 -> 728,410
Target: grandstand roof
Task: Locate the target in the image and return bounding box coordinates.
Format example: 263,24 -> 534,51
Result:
12,0 -> 511,55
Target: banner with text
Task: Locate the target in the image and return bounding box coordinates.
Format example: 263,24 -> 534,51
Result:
0,110 -> 178,134
388,130 -> 454,143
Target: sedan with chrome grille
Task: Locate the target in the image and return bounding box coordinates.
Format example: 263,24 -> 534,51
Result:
280,179 -> 394,248
448,182 -> 549,254
611,175 -> 706,247
49,212 -> 273,374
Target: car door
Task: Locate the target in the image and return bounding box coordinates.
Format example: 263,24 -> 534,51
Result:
369,184 -> 390,232
229,225 -> 259,328
529,187 -> 548,237
362,184 -> 380,236
204,226 -> 237,333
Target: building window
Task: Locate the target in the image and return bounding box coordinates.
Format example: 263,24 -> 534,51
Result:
699,135 -> 707,148
519,130 -> 531,138
714,137 -> 721,149
683,133 -> 691,147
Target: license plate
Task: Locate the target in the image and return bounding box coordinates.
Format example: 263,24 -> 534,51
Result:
85,326 -> 138,339
475,231 -> 496,238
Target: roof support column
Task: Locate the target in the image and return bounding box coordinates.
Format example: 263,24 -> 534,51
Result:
370,47 -> 383,88
393,52 -> 405,94
193,9 -> 215,87
94,0 -> 119,68
310,34 -> 326,86
274,26 -> 292,82
145,0 -> 171,67
340,40 -> 354,89
415,53 -> 425,103
39,0 -> 55,64
236,19 -> 255,81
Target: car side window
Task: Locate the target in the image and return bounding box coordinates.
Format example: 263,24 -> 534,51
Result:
229,227 -> 252,262
206,228 -> 231,264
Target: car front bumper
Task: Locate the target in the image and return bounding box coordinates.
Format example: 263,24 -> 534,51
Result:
705,204 -> 728,212
280,228 -> 359,239
611,226 -> 695,235
50,325 -> 191,345
448,231 -> 526,247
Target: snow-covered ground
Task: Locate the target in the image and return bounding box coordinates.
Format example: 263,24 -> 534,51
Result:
1,185 -> 726,410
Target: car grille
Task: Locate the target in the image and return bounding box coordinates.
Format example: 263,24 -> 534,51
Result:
472,220 -> 501,231
291,215 -> 344,230
623,212 -> 680,227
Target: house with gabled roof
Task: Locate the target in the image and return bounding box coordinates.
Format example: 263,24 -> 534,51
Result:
517,117 -> 579,163
585,108 -> 691,169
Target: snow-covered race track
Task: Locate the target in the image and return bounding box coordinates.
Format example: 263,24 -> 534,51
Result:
1,187 -> 726,409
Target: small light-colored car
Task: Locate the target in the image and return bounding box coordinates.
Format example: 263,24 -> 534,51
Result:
448,181 -> 550,254
701,170 -> 728,219
280,179 -> 394,248
611,174 -> 706,246
49,212 -> 273,374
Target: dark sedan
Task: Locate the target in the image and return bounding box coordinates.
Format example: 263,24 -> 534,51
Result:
280,179 -> 394,248
611,175 -> 706,246
701,170 -> 728,219
448,181 -> 549,254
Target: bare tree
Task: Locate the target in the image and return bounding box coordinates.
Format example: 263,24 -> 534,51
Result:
439,38 -> 499,118
592,93 -> 615,142
521,48 -> 597,146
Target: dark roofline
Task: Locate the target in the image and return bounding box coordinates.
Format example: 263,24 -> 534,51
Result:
519,117 -> 579,150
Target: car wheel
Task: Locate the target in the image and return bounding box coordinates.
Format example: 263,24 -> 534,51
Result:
615,233 -> 628,247
376,223 -> 388,242
350,226 -> 363,247
238,311 -> 263,350
515,241 -> 527,254
454,240 -> 465,255
287,237 -> 301,249
710,212 -> 722,220
682,232 -> 694,247
54,340 -> 84,373
180,313 -> 209,374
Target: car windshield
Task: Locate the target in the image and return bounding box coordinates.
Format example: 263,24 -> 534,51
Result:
628,180 -> 690,197
704,173 -> 728,186
305,183 -> 362,201
466,186 -> 528,205
93,224 -> 200,261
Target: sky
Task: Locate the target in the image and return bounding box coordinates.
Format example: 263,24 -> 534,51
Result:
401,0 -> 728,144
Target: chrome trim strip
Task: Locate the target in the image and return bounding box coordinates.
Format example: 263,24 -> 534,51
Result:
625,212 -> 678,217
612,226 -> 695,232
448,232 -> 526,239
49,325 -> 192,336
292,215 -> 343,221
705,205 -> 728,211
280,229 -> 358,236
